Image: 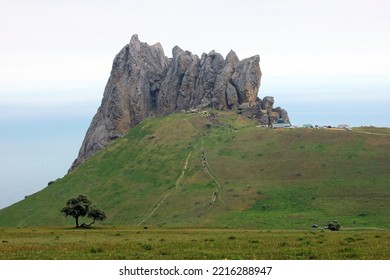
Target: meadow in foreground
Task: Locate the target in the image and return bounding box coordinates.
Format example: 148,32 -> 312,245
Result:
0,227 -> 388,260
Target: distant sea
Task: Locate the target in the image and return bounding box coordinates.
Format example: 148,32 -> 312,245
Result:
0,118 -> 91,209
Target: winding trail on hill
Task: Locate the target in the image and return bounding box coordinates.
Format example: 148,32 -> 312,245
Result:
206,112 -> 237,131
175,143 -> 198,190
185,116 -> 225,205
138,114 -> 226,224
186,114 -> 228,205
137,144 -> 197,225
201,139 -> 224,205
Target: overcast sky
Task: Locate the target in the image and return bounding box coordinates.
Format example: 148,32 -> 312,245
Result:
0,0 -> 389,208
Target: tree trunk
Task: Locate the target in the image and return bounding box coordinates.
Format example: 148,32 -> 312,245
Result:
86,219 -> 96,227
80,219 -> 95,228
76,217 -> 79,228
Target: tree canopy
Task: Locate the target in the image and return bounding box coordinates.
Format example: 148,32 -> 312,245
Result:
61,194 -> 106,227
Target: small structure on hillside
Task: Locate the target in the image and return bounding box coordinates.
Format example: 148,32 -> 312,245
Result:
271,116 -> 292,128
338,124 -> 352,131
302,124 -> 313,128
272,122 -> 292,128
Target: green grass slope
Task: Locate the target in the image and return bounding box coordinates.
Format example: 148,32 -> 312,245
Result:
0,111 -> 389,229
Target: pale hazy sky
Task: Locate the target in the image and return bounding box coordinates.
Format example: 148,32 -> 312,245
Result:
0,0 -> 389,208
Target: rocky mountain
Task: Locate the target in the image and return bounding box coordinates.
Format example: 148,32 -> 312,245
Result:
70,35 -> 289,170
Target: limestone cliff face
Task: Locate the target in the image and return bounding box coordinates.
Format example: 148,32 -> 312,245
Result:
70,35 -> 283,170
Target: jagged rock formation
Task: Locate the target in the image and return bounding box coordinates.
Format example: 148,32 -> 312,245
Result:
70,35 -> 288,170
257,96 -> 290,125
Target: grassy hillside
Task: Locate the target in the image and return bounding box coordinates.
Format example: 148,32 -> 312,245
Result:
0,111 -> 389,229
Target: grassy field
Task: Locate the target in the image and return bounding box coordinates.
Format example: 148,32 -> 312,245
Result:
0,111 -> 389,230
0,226 -> 389,260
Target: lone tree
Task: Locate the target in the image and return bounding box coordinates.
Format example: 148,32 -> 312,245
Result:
61,194 -> 106,228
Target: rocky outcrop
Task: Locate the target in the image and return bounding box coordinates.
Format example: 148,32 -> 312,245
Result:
70,35 -> 287,170
256,96 -> 290,125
